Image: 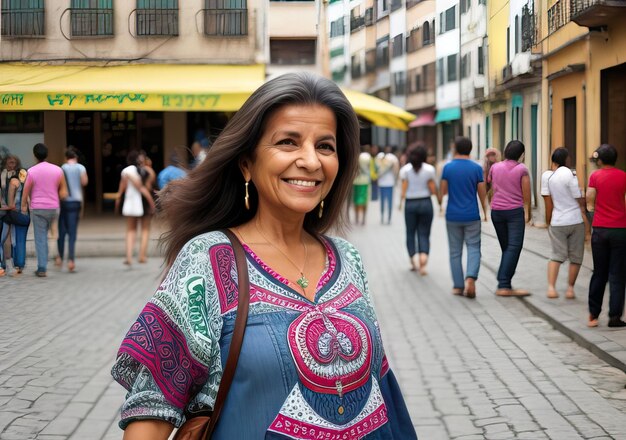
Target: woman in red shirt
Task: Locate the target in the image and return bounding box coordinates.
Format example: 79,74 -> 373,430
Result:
586,144 -> 626,328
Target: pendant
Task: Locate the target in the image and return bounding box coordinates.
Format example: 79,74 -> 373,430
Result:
338,405 -> 344,415
297,274 -> 309,289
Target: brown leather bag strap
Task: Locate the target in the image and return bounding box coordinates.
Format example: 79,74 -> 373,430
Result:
202,229 -> 249,439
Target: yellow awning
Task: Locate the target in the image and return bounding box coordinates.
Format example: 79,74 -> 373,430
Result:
0,63 -> 266,112
341,89 -> 416,131
0,63 -> 415,130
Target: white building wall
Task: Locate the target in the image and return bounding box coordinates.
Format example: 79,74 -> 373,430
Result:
389,6 -> 406,109
436,0 -> 460,110
460,0 -> 487,104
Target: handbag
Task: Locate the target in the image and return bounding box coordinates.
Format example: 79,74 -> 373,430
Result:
2,210 -> 30,226
173,228 -> 250,440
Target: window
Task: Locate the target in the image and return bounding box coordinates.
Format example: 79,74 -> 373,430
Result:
70,0 -> 113,37
437,58 -> 444,85
392,34 -> 403,58
506,26 -> 510,64
271,39 -> 316,65
0,111 -> 43,133
365,49 -> 376,73
460,0 -> 469,14
1,0 -> 45,37
330,17 -> 345,38
439,12 -> 443,34
204,0 -> 247,36
447,54 -> 457,82
391,0 -> 402,12
351,54 -> 363,79
514,15 -> 519,53
461,54 -> 469,79
412,71 -> 421,93
377,0 -> 389,18
376,36 -> 389,67
406,28 -> 419,53
478,45 -> 484,74
423,62 -> 435,90
393,71 -> 406,96
478,0 -> 486,4
422,21 -> 431,45
136,0 -> 178,36
445,6 -> 456,32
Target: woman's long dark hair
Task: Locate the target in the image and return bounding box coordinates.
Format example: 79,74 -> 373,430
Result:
408,143 -> 427,172
159,72 -> 360,267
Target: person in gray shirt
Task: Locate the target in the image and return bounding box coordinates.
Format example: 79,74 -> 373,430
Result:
56,147 -> 88,272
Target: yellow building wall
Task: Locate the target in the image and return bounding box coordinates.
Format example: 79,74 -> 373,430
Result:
487,0 -> 509,88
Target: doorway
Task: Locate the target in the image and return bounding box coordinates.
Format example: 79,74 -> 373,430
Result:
601,62 -> 626,170
563,97 -> 577,169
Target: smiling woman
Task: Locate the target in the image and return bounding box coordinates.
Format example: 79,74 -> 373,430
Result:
111,72 -> 419,440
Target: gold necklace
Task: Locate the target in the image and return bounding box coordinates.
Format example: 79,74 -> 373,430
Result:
254,220 -> 309,290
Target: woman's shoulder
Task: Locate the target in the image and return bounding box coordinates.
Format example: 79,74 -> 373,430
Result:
422,163 -> 436,173
180,230 -> 232,254
323,235 -> 363,264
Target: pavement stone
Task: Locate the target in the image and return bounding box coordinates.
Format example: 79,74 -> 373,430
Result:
1,201 -> 625,439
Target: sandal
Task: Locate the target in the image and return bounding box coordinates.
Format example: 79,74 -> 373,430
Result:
452,288 -> 464,296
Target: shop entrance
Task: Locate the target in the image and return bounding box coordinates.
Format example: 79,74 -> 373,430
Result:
601,62 -> 626,170
65,111 -> 164,211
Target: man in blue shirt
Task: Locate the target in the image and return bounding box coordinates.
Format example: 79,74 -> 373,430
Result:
157,150 -> 188,190
440,137 -> 488,298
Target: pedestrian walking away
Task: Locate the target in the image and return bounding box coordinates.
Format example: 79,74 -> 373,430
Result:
377,145 -> 399,225
20,143 -> 68,277
0,156 -> 29,276
541,147 -> 590,300
399,144 -> 440,275
111,72 -> 418,440
440,136 -> 488,298
115,150 -> 156,266
370,144 -> 380,201
137,151 -> 157,263
482,147 -> 500,205
55,147 -> 88,273
353,144 -> 372,225
0,154 -> 29,277
488,140 -> 532,297
586,144 -> 626,328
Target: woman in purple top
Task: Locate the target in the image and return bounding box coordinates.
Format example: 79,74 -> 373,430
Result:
488,140 -> 532,296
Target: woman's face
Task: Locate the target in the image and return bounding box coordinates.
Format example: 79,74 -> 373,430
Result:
5,157 -> 17,171
242,104 -> 339,218
487,153 -> 496,163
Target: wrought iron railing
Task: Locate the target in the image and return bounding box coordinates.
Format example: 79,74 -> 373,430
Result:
547,0 -> 570,35
204,0 -> 247,36
1,0 -> 45,37
521,2 -> 537,51
136,0 -> 179,36
71,8 -> 113,36
350,15 -> 365,32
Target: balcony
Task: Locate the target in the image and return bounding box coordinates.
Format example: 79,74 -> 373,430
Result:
547,0 -> 570,35
136,5 -> 178,36
521,2 -> 538,51
350,16 -> 365,33
203,0 -> 248,37
570,0 -> 626,28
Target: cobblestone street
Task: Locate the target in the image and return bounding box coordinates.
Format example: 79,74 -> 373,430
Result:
1,208 -> 626,439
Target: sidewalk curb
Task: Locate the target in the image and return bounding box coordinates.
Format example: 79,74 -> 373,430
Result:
520,296 -> 626,373
482,229 -> 626,374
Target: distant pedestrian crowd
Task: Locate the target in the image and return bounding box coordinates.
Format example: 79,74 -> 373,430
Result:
351,138 -> 626,329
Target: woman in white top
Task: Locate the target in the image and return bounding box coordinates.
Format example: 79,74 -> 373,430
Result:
115,150 -> 155,266
399,145 -> 441,274
541,147 -> 590,299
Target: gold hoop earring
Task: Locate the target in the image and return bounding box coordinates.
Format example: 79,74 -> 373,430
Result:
245,181 -> 250,210
318,200 -> 324,218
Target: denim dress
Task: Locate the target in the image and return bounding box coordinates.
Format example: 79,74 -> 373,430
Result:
111,231 -> 417,439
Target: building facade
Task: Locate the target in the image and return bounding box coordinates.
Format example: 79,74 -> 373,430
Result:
536,0 -> 626,182
0,0 -> 330,209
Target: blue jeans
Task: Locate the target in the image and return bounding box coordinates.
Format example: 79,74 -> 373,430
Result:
404,198 -> 433,256
589,228 -> 626,320
491,208 -> 525,289
371,181 -> 379,201
380,186 -> 394,223
58,201 -> 82,261
446,220 -> 482,290
31,209 -> 59,273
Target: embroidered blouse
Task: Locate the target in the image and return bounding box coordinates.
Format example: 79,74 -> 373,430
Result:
111,231 -> 417,439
